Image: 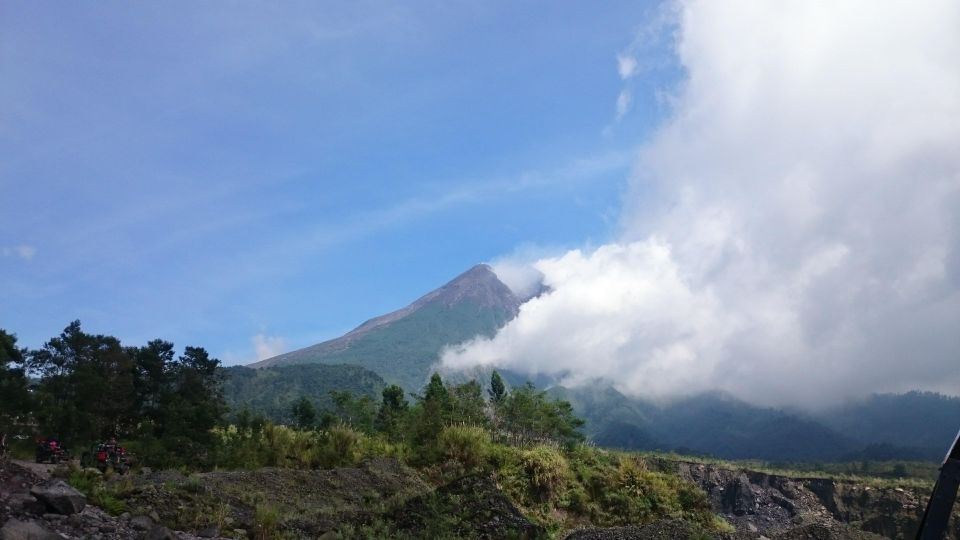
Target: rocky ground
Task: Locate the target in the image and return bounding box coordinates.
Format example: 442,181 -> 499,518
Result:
0,457 -> 213,540
3,455 -> 958,539
114,459 -> 544,539
562,458 -> 957,540
660,457 -> 958,539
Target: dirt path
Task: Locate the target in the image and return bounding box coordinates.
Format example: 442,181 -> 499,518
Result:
8,459 -> 57,479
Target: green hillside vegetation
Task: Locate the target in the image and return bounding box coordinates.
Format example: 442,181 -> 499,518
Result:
222,364 -> 386,424
3,321 -> 947,538
4,321 -> 225,467
269,299 -> 515,391
123,371 -> 733,537
0,322 -> 735,537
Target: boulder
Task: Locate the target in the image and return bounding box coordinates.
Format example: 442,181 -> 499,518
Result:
29,480 -> 86,515
197,525 -> 219,537
7,494 -> 43,515
723,474 -> 757,515
130,515 -> 154,531
0,518 -> 61,540
142,524 -> 178,540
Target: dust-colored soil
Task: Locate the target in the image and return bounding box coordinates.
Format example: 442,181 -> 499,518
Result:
9,458 -> 58,479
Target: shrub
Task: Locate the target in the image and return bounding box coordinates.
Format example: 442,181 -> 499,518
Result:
358,433 -> 408,463
254,504 -> 280,540
309,424 -> 364,468
523,445 -> 570,502
66,469 -> 98,495
92,492 -> 128,516
182,474 -> 206,494
711,515 -> 736,534
437,425 -> 491,469
66,469 -> 128,516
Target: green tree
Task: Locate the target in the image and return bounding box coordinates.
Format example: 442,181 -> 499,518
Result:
376,385 -> 409,441
500,382 -> 584,445
164,346 -> 227,456
291,397 -> 317,429
488,370 -> 506,404
0,329 -> 31,432
131,339 -> 175,438
448,380 -> 488,427
411,373 -> 451,446
326,390 -> 377,433
28,321 -> 136,443
424,372 -> 449,404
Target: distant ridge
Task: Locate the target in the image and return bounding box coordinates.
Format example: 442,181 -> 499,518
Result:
243,264 -> 959,462
249,264 -> 525,390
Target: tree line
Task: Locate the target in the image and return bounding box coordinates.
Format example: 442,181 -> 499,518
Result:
1,321 -> 584,468
0,321 -> 224,461
283,370 -> 584,457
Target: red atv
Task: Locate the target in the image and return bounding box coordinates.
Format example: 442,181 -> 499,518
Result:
82,441 -> 131,474
34,438 -> 69,464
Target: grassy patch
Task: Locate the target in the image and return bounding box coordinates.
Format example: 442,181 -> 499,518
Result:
437,425 -> 491,470
253,504 -> 281,540
639,450 -> 936,488
66,469 -> 129,516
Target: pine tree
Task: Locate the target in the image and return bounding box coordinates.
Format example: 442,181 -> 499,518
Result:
0,329 -> 31,433
489,370 -> 506,404
291,397 -> 317,429
376,385 -> 409,441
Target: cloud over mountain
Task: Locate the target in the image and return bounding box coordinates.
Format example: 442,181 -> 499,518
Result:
443,0 -> 960,408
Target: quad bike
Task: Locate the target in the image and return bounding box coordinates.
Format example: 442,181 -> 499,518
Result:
34,438 -> 69,464
81,442 -> 131,474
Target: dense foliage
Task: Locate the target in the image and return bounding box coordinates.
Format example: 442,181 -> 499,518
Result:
6,321 -> 936,538
3,321 -> 225,465
0,329 -> 31,432
221,363 -> 385,424
2,322 -> 586,469
181,370 -> 726,537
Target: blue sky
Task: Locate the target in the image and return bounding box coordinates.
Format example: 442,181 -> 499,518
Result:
1,1 -> 675,363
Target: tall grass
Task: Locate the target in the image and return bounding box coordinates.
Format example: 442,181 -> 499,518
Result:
209,422 -> 405,471
66,468 -> 129,516
523,446 -> 570,502
437,425 -> 491,470
253,504 -> 280,540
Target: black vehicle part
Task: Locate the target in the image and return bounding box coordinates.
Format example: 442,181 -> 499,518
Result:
915,428 -> 960,540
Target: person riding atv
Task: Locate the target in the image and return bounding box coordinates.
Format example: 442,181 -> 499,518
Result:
82,437 -> 131,474
35,437 -> 69,464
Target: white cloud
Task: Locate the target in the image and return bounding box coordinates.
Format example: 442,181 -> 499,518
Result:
617,54 -> 638,80
1,245 -> 37,260
15,245 -> 37,260
444,0 -> 960,408
253,333 -> 286,361
490,255 -> 545,300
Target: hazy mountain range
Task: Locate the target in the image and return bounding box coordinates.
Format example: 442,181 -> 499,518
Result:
233,264 -> 960,462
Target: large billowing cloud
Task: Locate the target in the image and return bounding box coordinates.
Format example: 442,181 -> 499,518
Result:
443,0 -> 960,408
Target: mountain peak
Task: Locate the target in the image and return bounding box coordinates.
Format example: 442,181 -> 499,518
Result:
248,264 -> 522,384
425,264 -> 519,310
